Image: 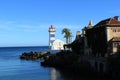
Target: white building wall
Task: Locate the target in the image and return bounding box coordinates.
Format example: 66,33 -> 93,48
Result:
50,37 -> 56,40
106,27 -> 120,41
106,27 -> 113,41
52,39 -> 65,50
50,32 -> 55,34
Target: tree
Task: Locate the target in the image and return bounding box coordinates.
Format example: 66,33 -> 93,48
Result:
62,28 -> 72,44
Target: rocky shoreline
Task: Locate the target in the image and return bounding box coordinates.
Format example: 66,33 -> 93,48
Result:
40,50 -> 120,79
41,50 -> 93,74
20,49 -> 120,79
20,50 -> 50,60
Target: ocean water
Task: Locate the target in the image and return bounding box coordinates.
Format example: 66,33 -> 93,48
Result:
0,46 -> 63,80
0,46 -> 108,80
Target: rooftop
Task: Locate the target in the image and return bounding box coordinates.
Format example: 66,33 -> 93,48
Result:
95,16 -> 120,27
49,25 -> 55,29
110,37 -> 120,42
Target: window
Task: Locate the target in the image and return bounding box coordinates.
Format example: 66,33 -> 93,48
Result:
114,42 -> 118,47
118,29 -> 120,32
113,29 -> 116,32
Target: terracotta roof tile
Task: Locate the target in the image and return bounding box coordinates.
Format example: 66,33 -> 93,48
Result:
95,18 -> 111,26
109,18 -> 120,25
95,16 -> 120,27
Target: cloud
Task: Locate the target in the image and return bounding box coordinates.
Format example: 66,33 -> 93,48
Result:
55,24 -> 81,29
0,21 -> 40,32
0,20 -> 81,32
0,20 -> 82,38
0,20 -> 81,46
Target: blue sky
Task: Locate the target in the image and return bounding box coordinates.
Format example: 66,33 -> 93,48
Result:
0,0 -> 120,47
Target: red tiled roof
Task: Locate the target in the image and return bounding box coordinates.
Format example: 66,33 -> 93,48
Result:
95,18 -> 111,26
95,16 -> 120,27
109,18 -> 120,25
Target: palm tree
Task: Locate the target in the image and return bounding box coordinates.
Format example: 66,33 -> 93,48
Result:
62,28 -> 72,44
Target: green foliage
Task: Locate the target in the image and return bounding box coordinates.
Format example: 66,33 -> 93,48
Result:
62,28 -> 72,44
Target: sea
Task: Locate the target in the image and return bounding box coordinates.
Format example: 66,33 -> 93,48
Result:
0,46 -> 109,80
0,46 -> 60,80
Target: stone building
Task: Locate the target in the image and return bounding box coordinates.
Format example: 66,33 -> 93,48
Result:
108,37 -> 120,54
83,16 -> 120,73
69,16 -> 120,73
85,16 -> 120,56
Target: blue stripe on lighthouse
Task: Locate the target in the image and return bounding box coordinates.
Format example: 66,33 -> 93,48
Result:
50,40 -> 54,44
50,34 -> 55,37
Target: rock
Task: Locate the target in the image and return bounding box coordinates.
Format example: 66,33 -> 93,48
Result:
20,50 -> 50,60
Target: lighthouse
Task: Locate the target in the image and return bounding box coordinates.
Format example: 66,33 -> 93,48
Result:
49,25 -> 56,50
48,25 -> 65,53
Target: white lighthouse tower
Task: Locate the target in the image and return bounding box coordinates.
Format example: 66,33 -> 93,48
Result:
49,25 -> 56,50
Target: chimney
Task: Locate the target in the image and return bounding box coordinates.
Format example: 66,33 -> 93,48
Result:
114,16 -> 119,20
76,31 -> 81,40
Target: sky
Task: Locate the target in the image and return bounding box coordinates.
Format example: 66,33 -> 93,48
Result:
0,0 -> 120,47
